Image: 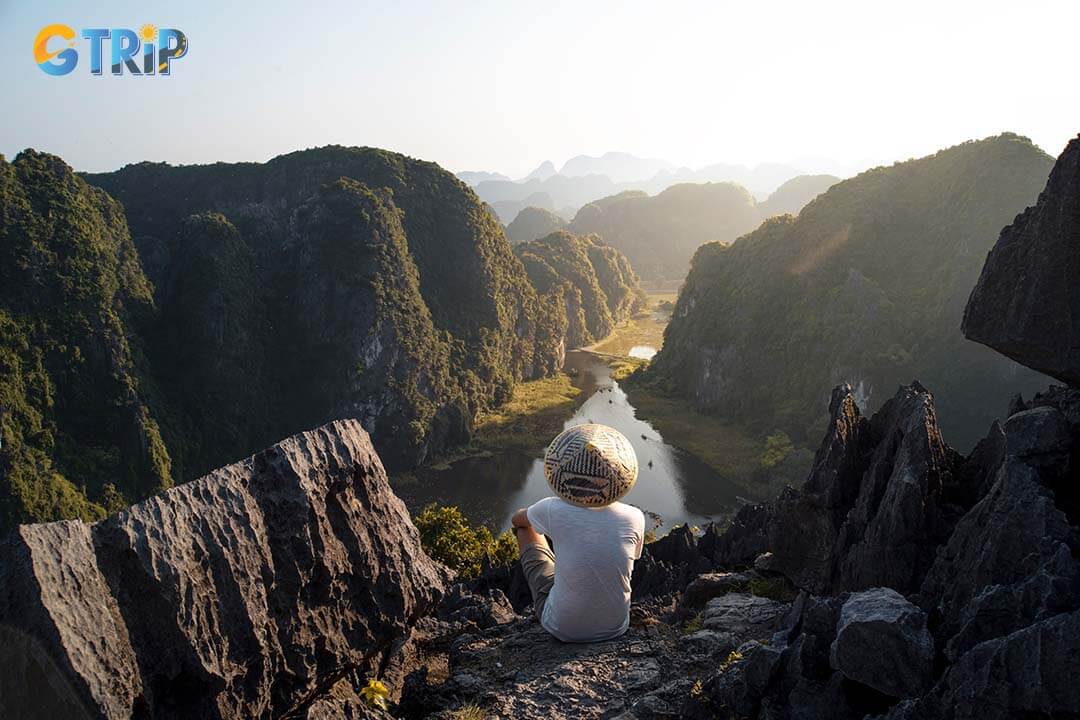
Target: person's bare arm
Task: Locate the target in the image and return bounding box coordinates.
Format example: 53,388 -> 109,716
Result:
511,507 -> 545,549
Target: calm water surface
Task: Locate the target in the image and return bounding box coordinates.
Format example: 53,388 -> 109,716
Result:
628,345 -> 657,360
396,351 -> 751,532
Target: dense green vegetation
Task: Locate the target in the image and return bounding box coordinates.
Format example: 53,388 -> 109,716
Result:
0,146 -> 569,531
505,206 -> 567,243
514,231 -> 647,349
0,151 -> 171,528
413,503 -> 517,578
649,134 -> 1055,450
82,146 -> 569,479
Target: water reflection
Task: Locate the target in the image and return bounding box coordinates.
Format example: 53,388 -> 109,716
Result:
628,345 -> 657,360
398,351 -> 748,532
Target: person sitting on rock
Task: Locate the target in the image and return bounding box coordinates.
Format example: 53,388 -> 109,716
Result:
511,423 -> 645,642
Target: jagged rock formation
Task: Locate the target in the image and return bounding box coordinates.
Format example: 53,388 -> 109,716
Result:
963,134 -> 1080,387
761,383 -> 960,595
0,420 -> 448,719
514,231 -> 647,349
505,206 -> 568,243
651,134 -> 1055,451
570,182 -> 762,283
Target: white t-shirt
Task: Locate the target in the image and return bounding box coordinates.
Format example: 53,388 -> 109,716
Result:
526,496 -> 646,642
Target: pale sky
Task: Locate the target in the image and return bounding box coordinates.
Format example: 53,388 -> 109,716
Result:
2,0 -> 1078,176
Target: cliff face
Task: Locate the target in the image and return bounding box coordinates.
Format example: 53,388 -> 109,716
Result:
650,134 -> 1055,451
963,134 -> 1080,386
514,231 -> 647,349
0,419 -> 449,719
79,146 -> 564,481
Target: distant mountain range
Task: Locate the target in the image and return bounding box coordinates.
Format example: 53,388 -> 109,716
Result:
457,152 -> 823,223
505,175 -> 840,283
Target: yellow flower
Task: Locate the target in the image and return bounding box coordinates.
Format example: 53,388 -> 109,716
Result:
359,679 -> 390,709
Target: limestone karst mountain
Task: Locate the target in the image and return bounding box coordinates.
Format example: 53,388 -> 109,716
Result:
0,146 -> 569,532
522,160 -> 557,182
505,205 -> 568,243
649,134 -> 1055,450
570,182 -> 762,283
454,169 -> 510,186
0,150 -> 173,529
514,231 -> 647,349
559,152 -> 676,183
757,173 -> 840,218
84,146 -> 567,481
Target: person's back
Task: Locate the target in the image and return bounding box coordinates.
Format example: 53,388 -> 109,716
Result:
512,423 -> 644,643
526,496 -> 644,642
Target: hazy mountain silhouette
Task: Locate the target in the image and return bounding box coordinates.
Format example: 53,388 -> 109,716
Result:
560,152 -> 676,183
522,160 -> 557,182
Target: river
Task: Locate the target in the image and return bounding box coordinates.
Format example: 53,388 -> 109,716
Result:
396,350 -> 752,533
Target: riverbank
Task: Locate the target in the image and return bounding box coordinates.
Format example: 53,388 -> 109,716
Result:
618,372 -> 811,499
420,372 -> 582,470
586,292 -> 676,358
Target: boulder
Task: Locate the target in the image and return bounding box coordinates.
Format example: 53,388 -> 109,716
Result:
829,588 -> 933,699
936,609 -> 1080,719
963,134 -> 1080,386
701,593 -> 789,642
0,420 -> 449,719
676,572 -> 751,619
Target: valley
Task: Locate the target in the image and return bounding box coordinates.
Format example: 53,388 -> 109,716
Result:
395,293 -> 804,532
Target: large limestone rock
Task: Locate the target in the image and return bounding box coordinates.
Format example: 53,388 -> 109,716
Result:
0,420 -> 449,719
829,588 -> 933,699
919,401 -> 1080,663
963,134 -> 1080,386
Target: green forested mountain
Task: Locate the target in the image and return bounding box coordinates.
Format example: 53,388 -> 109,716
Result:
514,231 -> 647,349
505,206 -> 567,243
0,151 -> 172,527
570,182 -> 761,284
649,134 -> 1054,450
0,146 -> 566,530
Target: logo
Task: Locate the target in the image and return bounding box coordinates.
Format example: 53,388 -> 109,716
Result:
34,24 -> 188,76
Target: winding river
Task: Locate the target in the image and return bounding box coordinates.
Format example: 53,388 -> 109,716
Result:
397,350 -> 751,533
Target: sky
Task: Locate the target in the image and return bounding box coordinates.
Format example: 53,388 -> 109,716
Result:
2,0 -> 1078,178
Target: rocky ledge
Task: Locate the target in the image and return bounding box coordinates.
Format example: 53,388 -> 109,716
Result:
393,379 -> 1079,720
0,420 -> 449,719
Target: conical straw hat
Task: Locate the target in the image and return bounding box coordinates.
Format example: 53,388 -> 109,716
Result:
543,423 -> 638,507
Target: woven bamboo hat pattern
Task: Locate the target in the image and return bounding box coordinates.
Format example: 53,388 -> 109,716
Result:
543,423 -> 638,507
